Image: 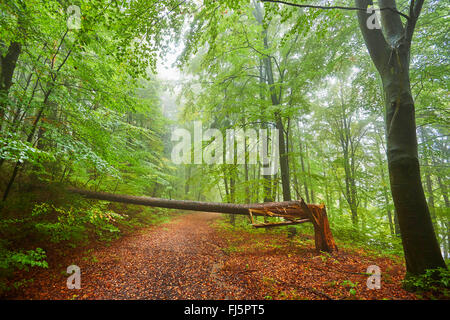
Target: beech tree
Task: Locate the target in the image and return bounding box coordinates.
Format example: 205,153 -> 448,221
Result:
258,0 -> 446,275
1,0 -> 447,295
354,0 -> 446,274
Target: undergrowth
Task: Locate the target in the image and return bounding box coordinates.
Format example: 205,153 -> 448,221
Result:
215,215 -> 449,299
215,215 -> 404,260
403,267 -> 450,299
0,193 -> 176,295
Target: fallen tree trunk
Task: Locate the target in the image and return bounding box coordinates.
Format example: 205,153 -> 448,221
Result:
68,188 -> 337,252
69,188 -> 309,217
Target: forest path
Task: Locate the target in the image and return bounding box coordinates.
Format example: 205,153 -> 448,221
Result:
13,212 -> 244,299
9,211 -> 418,300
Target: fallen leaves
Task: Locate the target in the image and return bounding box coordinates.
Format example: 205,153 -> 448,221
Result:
214,221 -> 417,300
5,212 -> 417,300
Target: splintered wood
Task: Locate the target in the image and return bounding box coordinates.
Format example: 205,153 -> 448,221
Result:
248,202 -> 310,228
251,219 -> 311,228
68,188 -> 337,252
248,199 -> 338,252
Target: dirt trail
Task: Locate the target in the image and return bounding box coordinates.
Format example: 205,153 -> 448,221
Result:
9,211 -> 418,300
13,212 -> 242,300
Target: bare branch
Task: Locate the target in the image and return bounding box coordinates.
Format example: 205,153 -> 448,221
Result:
260,0 -> 410,20
405,0 -> 425,44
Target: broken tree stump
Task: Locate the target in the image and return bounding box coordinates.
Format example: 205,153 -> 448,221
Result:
68,188 -> 337,252
299,198 -> 338,252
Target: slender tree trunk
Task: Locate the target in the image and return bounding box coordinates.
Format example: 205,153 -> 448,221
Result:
305,144 -> 315,203
436,175 -> 450,258
254,1 -> 290,201
384,185 -> 395,236
185,165 -> 191,196
276,112 -> 291,201
229,141 -> 237,225
420,128 -> 436,223
298,137 -> 310,203
3,101 -> 46,201
377,139 -> 395,235
436,175 -> 449,208
244,128 -> 250,203
394,208 -> 401,236
223,173 -> 229,201
258,56 -> 272,203
254,162 -> 259,202
424,168 -> 436,223
290,130 -> 300,199
323,165 -> 332,219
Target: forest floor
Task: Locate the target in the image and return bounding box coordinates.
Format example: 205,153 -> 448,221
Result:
6,211 -> 418,300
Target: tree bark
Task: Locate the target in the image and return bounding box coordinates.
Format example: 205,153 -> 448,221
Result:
0,41 -> 21,132
377,134 -> 395,235
69,187 -> 337,252
69,187 -> 309,217
298,134 -> 310,203
355,0 -> 446,274
276,112 -> 292,201
420,127 -> 436,223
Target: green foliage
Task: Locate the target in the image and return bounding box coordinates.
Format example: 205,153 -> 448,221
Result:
0,247 -> 48,273
0,1 -> 179,297
30,202 -> 126,244
340,279 -> 358,296
0,199 -> 176,295
173,0 -> 449,280
0,0 -> 179,202
0,244 -> 48,292
0,0 -> 448,299
403,268 -> 450,297
0,132 -> 54,164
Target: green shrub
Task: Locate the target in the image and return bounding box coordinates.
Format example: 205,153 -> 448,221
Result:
0,199 -> 176,295
403,267 -> 450,297
0,245 -> 48,293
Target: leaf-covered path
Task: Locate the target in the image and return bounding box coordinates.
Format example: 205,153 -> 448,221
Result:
9,212 -> 417,300
11,212 -> 239,299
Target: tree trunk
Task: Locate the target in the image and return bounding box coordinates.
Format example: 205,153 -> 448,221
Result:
355,0 -> 446,275
69,187 -> 337,252
258,57 -> 272,203
229,169 -> 236,226
0,41 -> 21,132
185,165 -> 191,195
254,1 -> 291,201
305,144 -> 315,203
298,136 -> 310,203
436,175 -> 450,258
384,187 -> 395,236
383,60 -> 445,274
394,208 -> 401,236
419,128 -> 436,223
377,138 -> 395,235
276,112 -> 291,201
2,90 -> 48,201
244,128 -> 251,203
